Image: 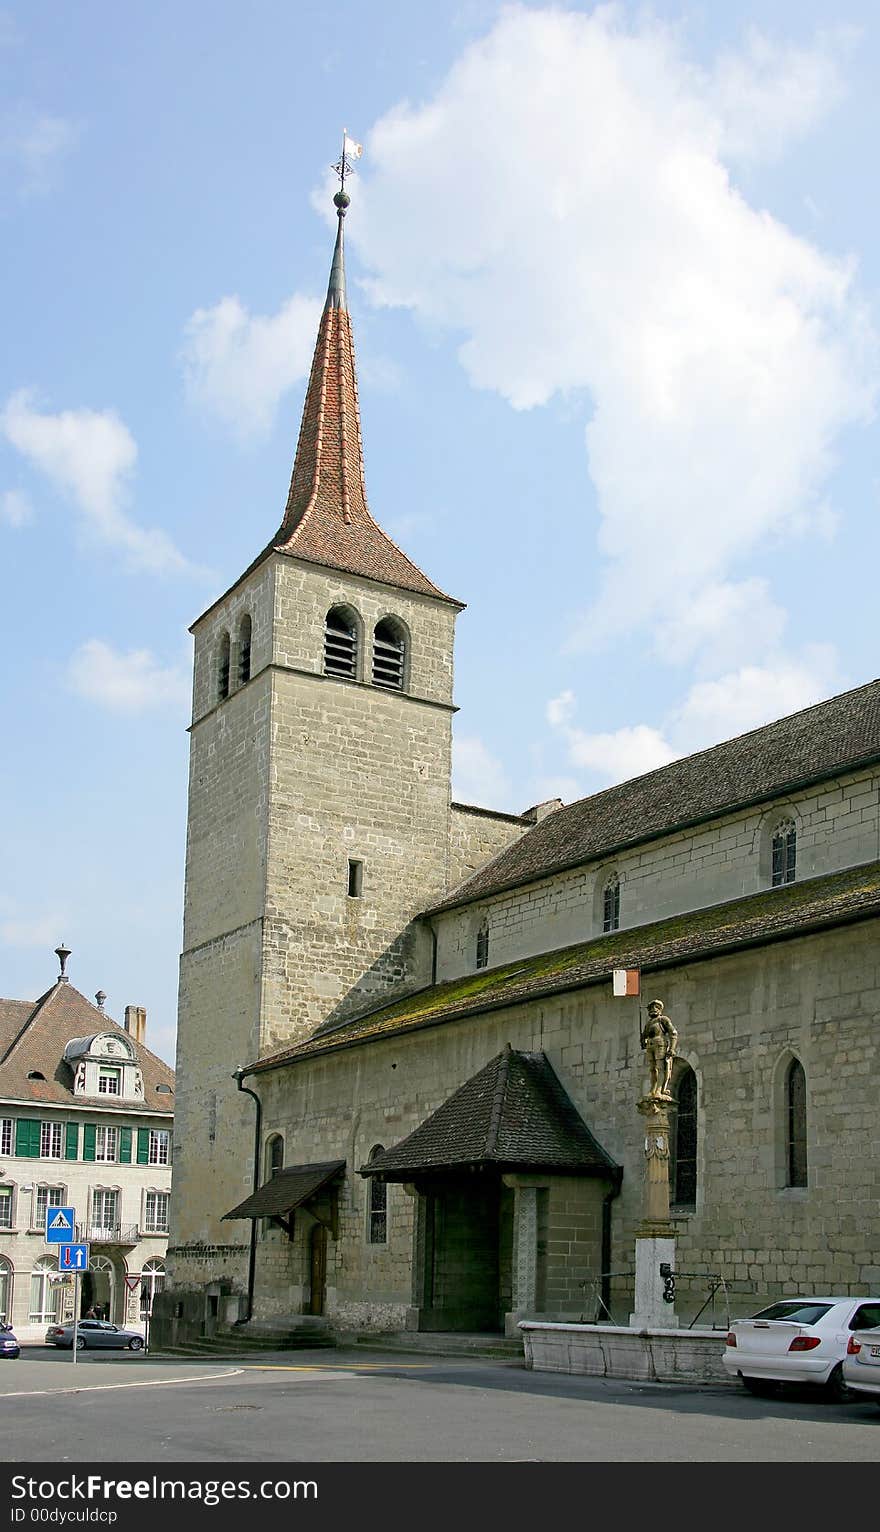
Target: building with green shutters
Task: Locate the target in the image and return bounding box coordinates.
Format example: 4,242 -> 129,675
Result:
0,950 -> 174,1341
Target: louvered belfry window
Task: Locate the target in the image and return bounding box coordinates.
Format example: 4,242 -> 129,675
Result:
372,619 -> 405,690
324,608 -> 358,679
238,614 -> 252,685
217,632 -> 231,702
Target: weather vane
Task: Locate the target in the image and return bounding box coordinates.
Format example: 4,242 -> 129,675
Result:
332,128 -> 363,198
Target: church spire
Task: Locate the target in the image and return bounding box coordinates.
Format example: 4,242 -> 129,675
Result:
272,147 -> 459,606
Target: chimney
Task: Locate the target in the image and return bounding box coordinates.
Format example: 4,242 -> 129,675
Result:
124,1005 -> 147,1045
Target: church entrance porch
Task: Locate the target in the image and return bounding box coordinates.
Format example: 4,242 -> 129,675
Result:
408,1173 -> 513,1333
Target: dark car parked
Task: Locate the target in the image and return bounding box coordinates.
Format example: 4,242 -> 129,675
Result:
0,1323 -> 20,1359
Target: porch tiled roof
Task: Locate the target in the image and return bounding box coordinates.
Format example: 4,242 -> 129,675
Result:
359,1049 -> 618,1180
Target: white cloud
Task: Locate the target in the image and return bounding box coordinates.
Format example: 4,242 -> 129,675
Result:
548,646 -> 845,787
67,640 -> 190,713
711,26 -> 852,164
180,291 -> 322,441
452,733 -> 515,811
349,6 -> 875,664
0,488 -> 31,526
1,111 -> 77,193
671,646 -> 843,750
564,723 -> 678,784
1,390 -> 196,574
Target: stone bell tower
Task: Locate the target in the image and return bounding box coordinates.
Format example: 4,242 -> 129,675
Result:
168,174 -> 465,1294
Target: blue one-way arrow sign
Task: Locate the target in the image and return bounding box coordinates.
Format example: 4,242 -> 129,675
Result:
45,1207 -> 76,1242
59,1244 -> 89,1272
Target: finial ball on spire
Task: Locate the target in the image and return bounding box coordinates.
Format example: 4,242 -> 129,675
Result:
333,190 -> 350,213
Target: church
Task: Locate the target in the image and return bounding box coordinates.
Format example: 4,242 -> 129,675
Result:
153,174 -> 880,1348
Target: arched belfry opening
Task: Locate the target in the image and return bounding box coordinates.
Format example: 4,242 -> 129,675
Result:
323,606 -> 359,679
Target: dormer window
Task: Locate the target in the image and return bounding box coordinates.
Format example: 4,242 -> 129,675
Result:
372,618 -> 406,690
324,607 -> 359,679
98,1066 -> 121,1096
237,614 -> 252,685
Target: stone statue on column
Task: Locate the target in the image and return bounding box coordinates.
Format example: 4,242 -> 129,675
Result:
631,999 -> 680,1329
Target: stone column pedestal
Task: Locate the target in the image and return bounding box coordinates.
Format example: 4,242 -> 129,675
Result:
630,1093 -> 677,1328
630,1234 -> 678,1329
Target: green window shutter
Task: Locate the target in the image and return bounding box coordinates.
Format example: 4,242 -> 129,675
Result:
136,1129 -> 149,1165
65,1123 -> 79,1160
82,1124 -> 96,1162
15,1119 -> 40,1158
119,1127 -> 132,1164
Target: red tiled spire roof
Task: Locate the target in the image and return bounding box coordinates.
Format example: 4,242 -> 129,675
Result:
269,191 -> 461,606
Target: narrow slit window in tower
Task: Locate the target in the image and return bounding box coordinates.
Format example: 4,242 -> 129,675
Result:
348,859 -> 363,898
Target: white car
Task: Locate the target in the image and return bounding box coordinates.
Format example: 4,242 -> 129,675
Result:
723,1296 -> 880,1399
843,1322 -> 880,1405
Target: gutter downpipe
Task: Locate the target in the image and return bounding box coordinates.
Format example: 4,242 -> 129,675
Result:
601,1167 -> 624,1322
232,1067 -> 261,1324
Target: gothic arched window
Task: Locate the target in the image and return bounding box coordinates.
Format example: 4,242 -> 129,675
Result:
603,876 -> 620,933
237,614 -> 252,686
476,917 -> 489,970
786,1058 -> 807,1188
372,618 -> 406,691
266,1134 -> 284,1178
368,1147 -> 387,1245
324,607 -> 359,679
217,632 -> 231,702
671,1066 -> 697,1209
771,819 -> 797,887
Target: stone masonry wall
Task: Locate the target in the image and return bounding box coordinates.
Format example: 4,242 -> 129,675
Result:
259,560 -> 460,1045
435,768 -> 880,982
250,913 -> 880,1330
447,804 -> 530,893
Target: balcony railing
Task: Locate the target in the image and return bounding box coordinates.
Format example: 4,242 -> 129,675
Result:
78,1223 -> 140,1246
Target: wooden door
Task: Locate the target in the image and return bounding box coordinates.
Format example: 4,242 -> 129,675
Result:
309,1224 -> 327,1316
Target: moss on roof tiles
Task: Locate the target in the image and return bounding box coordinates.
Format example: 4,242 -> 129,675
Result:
249,860 -> 880,1074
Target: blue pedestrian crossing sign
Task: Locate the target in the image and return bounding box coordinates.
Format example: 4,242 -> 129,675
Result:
45,1207 -> 76,1243
59,1244 -> 89,1272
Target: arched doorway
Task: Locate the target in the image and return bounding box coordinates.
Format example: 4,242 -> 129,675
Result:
140,1259 -> 165,1319
85,1255 -> 116,1320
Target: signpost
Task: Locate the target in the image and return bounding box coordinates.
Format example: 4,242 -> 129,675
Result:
45,1209 -> 85,1365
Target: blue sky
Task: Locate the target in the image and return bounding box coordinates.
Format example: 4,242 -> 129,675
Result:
2,1 -> 879,1066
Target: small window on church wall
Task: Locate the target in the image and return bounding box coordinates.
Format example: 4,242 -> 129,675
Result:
266,1134 -> 283,1177
348,859 -> 363,898
324,607 -> 358,679
786,1059 -> 807,1187
475,918 -> 489,970
217,632 -> 231,702
368,1147 -> 387,1244
238,614 -> 252,686
603,877 -> 620,933
772,820 -> 797,886
372,619 -> 405,690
